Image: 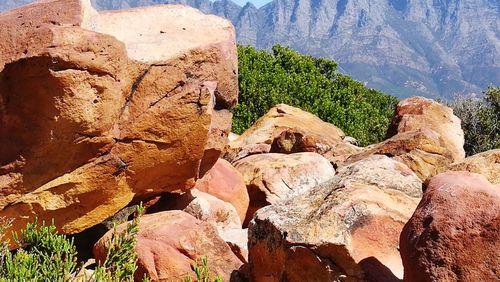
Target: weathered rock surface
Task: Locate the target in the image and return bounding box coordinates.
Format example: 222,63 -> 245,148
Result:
248,155 -> 422,281
400,171 -> 500,282
233,152 -> 335,226
346,129 -> 455,182
0,0 -> 237,238
146,189 -> 241,231
93,211 -> 242,281
448,149 -> 500,184
225,104 -> 361,164
194,158 -> 249,223
387,96 -> 465,161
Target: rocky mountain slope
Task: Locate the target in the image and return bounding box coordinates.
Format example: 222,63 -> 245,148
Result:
2,0 -> 497,99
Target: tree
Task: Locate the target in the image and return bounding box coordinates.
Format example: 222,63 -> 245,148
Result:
234,45 -> 397,146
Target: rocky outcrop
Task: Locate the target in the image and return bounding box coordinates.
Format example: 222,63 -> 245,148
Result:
386,96 -> 465,161
233,152 -> 335,226
448,149 -> 500,184
248,155 -> 422,281
0,0 -> 237,239
194,158 -> 249,223
400,171 -> 500,282
346,97 -> 464,182
93,211 -> 243,281
225,104 -> 360,164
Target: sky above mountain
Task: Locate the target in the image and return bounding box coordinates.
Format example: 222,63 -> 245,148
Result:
232,0 -> 270,7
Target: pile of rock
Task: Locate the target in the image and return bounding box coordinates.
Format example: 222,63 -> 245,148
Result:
1,1 -> 498,281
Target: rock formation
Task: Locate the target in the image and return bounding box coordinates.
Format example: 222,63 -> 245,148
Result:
0,0 -> 237,239
233,152 -> 335,226
346,97 -> 465,182
93,211 -> 243,281
448,149 -> 500,184
225,104 -> 360,165
248,155 -> 423,281
400,171 -> 500,282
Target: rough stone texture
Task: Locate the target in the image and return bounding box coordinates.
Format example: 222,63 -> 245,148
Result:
387,96 -> 465,161
224,104 -> 361,165
93,211 -> 242,281
448,149 -> 500,184
400,171 -> 500,282
248,155 -> 422,281
146,189 -> 241,231
345,129 -> 455,182
194,158 -> 249,223
233,152 -> 335,226
219,228 -> 249,263
0,0 -> 237,239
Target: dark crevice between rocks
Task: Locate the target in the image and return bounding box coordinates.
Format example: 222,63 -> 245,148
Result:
118,65 -> 153,118
148,81 -> 185,109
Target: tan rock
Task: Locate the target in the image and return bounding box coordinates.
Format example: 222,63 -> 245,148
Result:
345,129 -> 455,182
0,0 -> 236,241
386,96 -> 465,161
400,171 -> 500,282
195,158 -> 249,223
93,211 -> 242,281
233,152 -> 336,226
225,104 -> 361,164
448,149 -> 500,184
248,155 -> 422,281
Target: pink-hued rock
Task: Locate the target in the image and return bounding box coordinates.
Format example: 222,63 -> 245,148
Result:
195,159 -> 249,223
448,149 -> 500,184
248,155 -> 423,281
93,211 -> 242,281
386,96 -> 465,161
0,0 -> 237,240
233,152 -> 336,226
225,104 -> 361,164
400,171 -> 500,282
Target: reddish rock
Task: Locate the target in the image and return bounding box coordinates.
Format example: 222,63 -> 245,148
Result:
387,96 -> 465,161
248,155 -> 423,281
225,104 -> 361,164
0,0 -> 237,240
448,149 -> 499,184
400,171 -> 500,282
93,211 -> 242,281
195,159 -> 249,223
233,152 -> 336,226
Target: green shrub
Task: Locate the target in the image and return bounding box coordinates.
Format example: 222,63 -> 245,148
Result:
0,204 -> 148,282
234,45 -> 398,146
448,86 -> 499,155
182,256 -> 223,282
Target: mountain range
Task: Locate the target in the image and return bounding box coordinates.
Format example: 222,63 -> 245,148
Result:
1,0 -> 499,99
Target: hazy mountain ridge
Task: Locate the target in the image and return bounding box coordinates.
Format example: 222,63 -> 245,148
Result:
1,0 -> 498,98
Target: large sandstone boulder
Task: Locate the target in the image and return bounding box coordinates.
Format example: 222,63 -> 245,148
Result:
345,97 -> 465,182
225,104 -> 361,164
93,211 -> 243,281
400,171 -> 500,282
194,158 -> 249,223
386,96 -> 465,161
0,0 -> 237,239
233,152 -> 335,226
448,149 -> 500,184
248,155 -> 423,281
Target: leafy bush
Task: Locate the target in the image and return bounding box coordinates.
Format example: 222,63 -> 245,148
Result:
183,256 -> 223,282
0,205 -> 148,282
234,45 -> 398,146
448,86 -> 499,155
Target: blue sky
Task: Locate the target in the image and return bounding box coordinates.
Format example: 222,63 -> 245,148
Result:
232,0 -> 272,8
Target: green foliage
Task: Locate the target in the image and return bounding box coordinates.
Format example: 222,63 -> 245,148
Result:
93,203 -> 145,282
182,256 -> 223,282
0,204 -> 148,282
0,220 -> 77,282
234,45 -> 398,146
448,86 -> 499,155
